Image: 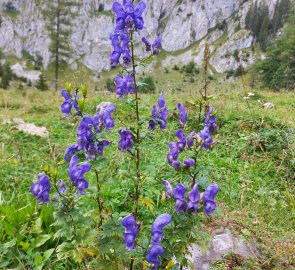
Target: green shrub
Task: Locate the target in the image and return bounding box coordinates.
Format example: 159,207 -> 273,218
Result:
139,76 -> 156,93
35,72 -> 49,91
172,65 -> 180,71
105,78 -> 115,92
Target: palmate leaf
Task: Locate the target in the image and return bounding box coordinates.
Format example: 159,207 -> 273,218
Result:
141,197 -> 155,211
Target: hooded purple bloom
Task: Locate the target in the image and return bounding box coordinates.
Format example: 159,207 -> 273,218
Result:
142,37 -> 151,51
187,131 -> 196,149
187,184 -> 200,214
60,89 -> 79,117
199,126 -> 213,149
205,106 -> 217,132
97,140 -> 110,156
184,158 -> 196,168
146,245 -> 164,270
94,103 -> 116,132
148,91 -> 168,130
115,75 -> 135,97
112,0 -> 146,32
64,144 -> 80,161
30,173 -> 50,205
110,33 -> 122,67
173,183 -> 187,213
68,155 -> 91,195
162,180 -> 173,199
58,179 -> 66,194
167,142 -> 180,169
152,35 -> 161,55
118,128 -> 134,152
175,130 -> 186,152
203,184 -> 219,216
121,215 -> 139,251
178,103 -> 188,128
151,213 -> 172,245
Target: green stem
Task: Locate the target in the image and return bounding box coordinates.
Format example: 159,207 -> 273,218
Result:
94,169 -> 103,227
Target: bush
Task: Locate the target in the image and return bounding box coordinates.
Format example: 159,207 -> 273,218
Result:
105,78 -> 115,92
183,61 -> 200,74
35,73 -> 48,91
172,65 -> 180,71
139,76 -> 156,93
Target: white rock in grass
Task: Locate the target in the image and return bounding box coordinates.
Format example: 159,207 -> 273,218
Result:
263,102 -> 275,109
10,122 -> 49,137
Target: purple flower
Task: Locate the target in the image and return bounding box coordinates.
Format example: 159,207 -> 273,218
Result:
68,155 -> 91,195
173,184 -> 187,213
93,103 -> 116,133
110,33 -> 122,67
205,106 -> 217,132
64,144 -> 80,161
178,103 -> 188,128
115,75 -> 135,97
148,91 -> 168,130
199,126 -> 213,149
121,215 -> 139,251
167,142 -> 180,169
187,184 -> 200,214
58,179 -> 66,194
118,128 -> 134,152
112,0 -> 146,32
142,36 -> 161,55
184,158 -> 195,168
162,180 -> 173,199
152,36 -> 161,55
146,245 -> 164,270
151,213 -> 172,245
175,130 -> 186,152
30,173 -> 50,205
60,89 -> 79,117
203,184 -> 219,216
187,131 -> 196,149
97,140 -> 110,156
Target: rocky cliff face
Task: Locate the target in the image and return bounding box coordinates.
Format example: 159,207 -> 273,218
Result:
0,0 -> 279,74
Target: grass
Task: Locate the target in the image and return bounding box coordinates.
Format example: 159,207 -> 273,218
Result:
0,78 -> 294,269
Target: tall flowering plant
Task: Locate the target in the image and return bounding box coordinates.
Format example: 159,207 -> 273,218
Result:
29,1 -> 220,269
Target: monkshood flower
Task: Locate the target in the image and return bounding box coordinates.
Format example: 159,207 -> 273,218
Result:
115,74 -> 135,97
118,128 -> 134,152
199,126 -> 213,149
162,180 -> 173,199
60,89 -> 79,117
205,106 -> 217,132
167,142 -> 180,169
58,179 -> 66,194
173,183 -> 187,213
68,155 -> 91,195
178,103 -> 188,128
146,245 -> 164,270
184,158 -> 195,168
151,213 -> 172,245
30,173 -> 50,204
142,35 -> 162,55
203,184 -> 219,216
64,144 -> 80,161
187,131 -> 196,149
94,103 -> 116,132
109,32 -> 131,67
187,184 -> 200,214
148,91 -> 168,130
175,130 -> 186,152
121,215 -> 139,251
97,140 -> 110,156
110,33 -> 122,67
112,0 -> 146,32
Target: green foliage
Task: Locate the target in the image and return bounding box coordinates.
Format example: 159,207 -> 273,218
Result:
105,77 -> 115,92
182,61 -> 200,74
0,63 -> 13,89
35,72 -> 49,91
254,1 -> 295,90
138,76 -> 156,93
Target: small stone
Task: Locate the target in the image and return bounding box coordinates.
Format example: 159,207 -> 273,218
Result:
263,102 -> 275,109
10,122 -> 49,137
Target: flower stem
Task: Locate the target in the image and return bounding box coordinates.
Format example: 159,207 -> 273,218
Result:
94,169 -> 103,227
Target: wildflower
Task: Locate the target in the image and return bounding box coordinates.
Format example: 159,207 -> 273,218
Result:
187,131 -> 196,149
173,183 -> 187,213
112,0 -> 146,32
60,89 -> 79,117
205,106 -> 217,132
184,158 -> 195,168
68,155 -> 91,195
187,184 -> 200,214
97,140 -> 110,156
114,74 -> 135,97
30,173 -> 50,204
64,144 -> 80,161
203,184 -> 219,216
146,245 -> 164,270
178,103 -> 188,128
175,130 -> 186,152
93,103 -> 116,132
148,91 -> 168,130
58,179 -> 66,194
121,215 -> 139,251
118,128 -> 134,152
142,35 -> 162,55
142,37 -> 151,51
110,33 -> 122,67
199,126 -> 213,149
151,213 -> 172,245
167,142 -> 180,169
162,180 -> 173,199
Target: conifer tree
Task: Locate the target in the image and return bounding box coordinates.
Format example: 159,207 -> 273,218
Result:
42,0 -> 79,91
35,72 -> 49,91
1,63 -> 13,89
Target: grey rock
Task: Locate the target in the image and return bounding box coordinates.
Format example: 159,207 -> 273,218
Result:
11,63 -> 41,83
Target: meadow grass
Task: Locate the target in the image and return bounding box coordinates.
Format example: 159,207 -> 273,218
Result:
0,78 -> 294,269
